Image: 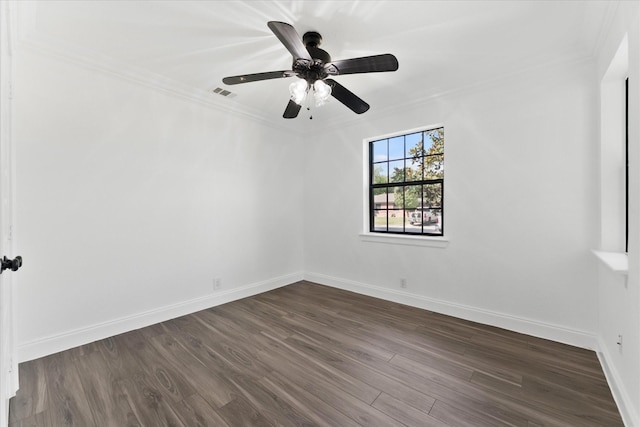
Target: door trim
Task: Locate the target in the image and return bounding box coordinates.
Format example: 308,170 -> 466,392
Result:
0,2 -> 19,426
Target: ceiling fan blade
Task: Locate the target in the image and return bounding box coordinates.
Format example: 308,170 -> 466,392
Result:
222,71 -> 293,85
325,53 -> 399,76
325,79 -> 369,114
283,99 -> 302,119
267,21 -> 312,61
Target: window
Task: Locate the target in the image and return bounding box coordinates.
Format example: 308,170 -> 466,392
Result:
369,127 -> 444,236
599,35 -> 628,256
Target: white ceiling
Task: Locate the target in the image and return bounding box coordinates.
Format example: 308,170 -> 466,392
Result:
16,0 -> 615,131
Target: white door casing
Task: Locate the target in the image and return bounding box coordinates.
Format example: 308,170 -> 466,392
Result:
0,2 -> 18,426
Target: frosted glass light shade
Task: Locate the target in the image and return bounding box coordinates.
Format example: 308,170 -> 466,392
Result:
313,80 -> 332,106
289,79 -> 308,105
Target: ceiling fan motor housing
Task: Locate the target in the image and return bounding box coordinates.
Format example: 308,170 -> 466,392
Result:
293,31 -> 331,83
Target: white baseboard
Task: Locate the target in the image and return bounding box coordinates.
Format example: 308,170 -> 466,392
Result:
304,272 -> 599,350
17,271 -> 304,363
597,337 -> 639,427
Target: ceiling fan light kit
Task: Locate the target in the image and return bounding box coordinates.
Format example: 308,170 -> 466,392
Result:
222,21 -> 398,119
288,78 -> 332,107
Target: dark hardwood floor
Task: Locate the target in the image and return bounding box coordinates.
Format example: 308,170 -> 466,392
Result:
9,281 -> 623,426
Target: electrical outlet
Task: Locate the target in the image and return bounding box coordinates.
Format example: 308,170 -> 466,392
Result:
400,278 -> 407,289
617,334 -> 623,346
213,277 -> 222,290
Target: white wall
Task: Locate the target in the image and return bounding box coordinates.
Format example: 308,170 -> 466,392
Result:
14,48 -> 304,361
304,58 -> 600,348
595,2 -> 640,426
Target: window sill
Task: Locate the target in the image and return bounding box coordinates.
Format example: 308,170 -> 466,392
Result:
359,232 -> 449,248
592,250 -> 628,276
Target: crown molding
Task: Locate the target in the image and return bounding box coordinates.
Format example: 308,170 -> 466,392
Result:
15,25 -> 311,136
590,1 -> 622,59
14,31 -> 596,138
323,55 -> 595,134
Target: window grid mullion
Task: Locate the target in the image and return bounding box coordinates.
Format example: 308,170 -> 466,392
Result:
369,127 -> 443,236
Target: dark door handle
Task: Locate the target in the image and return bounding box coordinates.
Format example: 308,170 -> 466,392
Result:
1,256 -> 22,273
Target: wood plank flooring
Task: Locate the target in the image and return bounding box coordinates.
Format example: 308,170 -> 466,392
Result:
9,281 -> 624,426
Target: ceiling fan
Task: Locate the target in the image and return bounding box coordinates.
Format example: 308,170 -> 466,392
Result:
222,21 -> 399,119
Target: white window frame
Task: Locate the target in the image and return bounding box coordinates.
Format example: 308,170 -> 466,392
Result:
360,124 -> 448,248
595,34 -> 628,273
